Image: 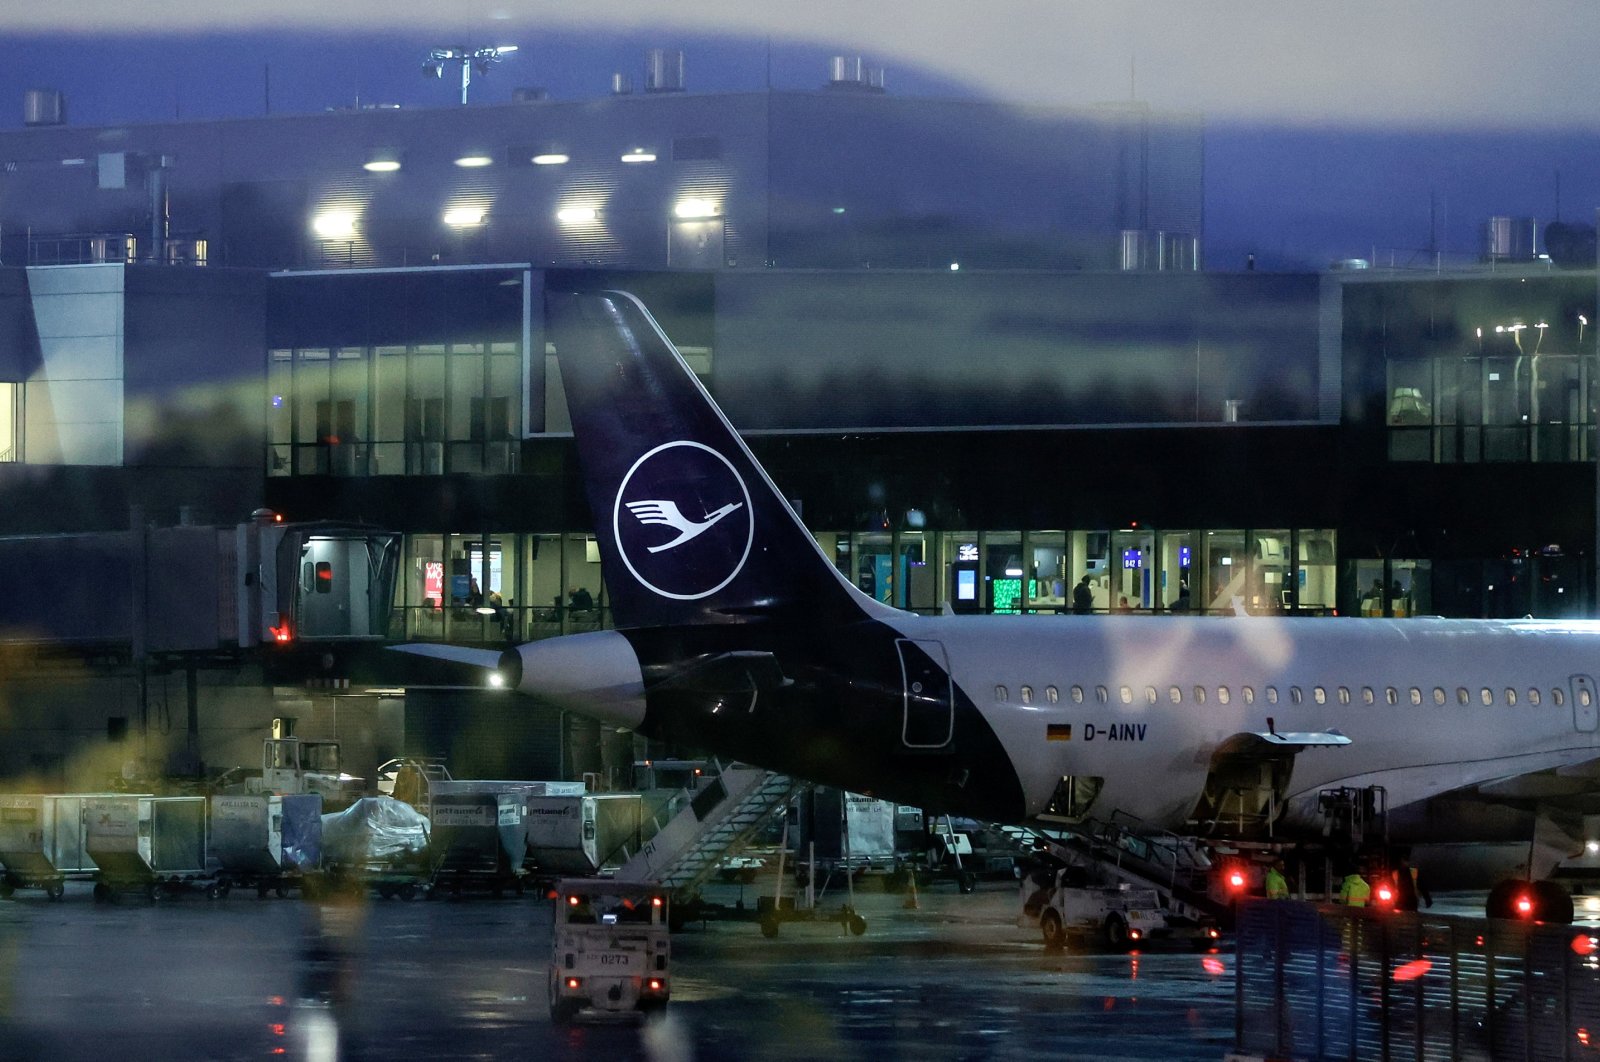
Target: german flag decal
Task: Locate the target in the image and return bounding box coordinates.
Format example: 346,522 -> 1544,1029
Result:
1047,724 -> 1072,742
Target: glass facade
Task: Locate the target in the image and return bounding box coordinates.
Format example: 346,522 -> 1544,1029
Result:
0,382 -> 16,462
1388,352 -> 1597,463
269,339 -> 521,476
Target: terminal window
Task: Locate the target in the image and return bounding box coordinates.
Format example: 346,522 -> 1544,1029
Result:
0,382 -> 16,462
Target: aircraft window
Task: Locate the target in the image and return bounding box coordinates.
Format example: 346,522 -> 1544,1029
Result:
1289,687 -> 1303,705
1142,686 -> 1155,705
1265,686 -> 1279,705
1553,688 -> 1567,707
996,686 -> 1008,702
1529,688 -> 1541,707
1242,686 -> 1255,705
1119,686 -> 1133,705
1481,688 -> 1494,706
1046,686 -> 1059,704
1217,687 -> 1231,705
1386,687 -> 1398,705
1337,687 -> 1350,705
1169,686 -> 1182,704
1432,687 -> 1446,706
1581,688 -> 1593,708
1456,687 -> 1470,706
1193,686 -> 1207,705
1313,686 -> 1326,705
1021,686 -> 1033,705
1071,686 -> 1085,704
1096,686 -> 1109,704
1409,688 -> 1423,706
1361,687 -> 1375,705
1505,688 -> 1517,706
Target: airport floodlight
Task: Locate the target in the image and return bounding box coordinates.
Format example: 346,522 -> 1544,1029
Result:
673,198 -> 717,219
312,210 -> 357,240
620,149 -> 657,163
426,45 -> 518,104
363,159 -> 401,173
557,206 -> 598,223
532,153 -> 570,166
454,154 -> 494,168
443,206 -> 486,227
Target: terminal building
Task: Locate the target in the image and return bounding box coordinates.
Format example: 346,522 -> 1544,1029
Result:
0,66 -> 1594,789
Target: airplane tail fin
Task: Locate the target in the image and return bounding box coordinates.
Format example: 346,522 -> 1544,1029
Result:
549,291 -> 892,630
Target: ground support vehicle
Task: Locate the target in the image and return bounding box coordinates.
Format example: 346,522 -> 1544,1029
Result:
0,793 -> 135,900
1021,865 -> 1168,950
84,795 -> 216,901
211,793 -> 323,898
548,878 -> 671,1022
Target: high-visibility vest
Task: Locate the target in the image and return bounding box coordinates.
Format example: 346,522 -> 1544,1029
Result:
1265,868 -> 1289,900
1339,873 -> 1371,907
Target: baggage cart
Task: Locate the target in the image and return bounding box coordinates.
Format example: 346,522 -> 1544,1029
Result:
428,783 -> 534,897
84,795 -> 213,901
211,793 -> 323,897
0,793 -> 136,900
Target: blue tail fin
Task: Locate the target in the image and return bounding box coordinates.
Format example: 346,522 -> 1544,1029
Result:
549,290 -> 890,629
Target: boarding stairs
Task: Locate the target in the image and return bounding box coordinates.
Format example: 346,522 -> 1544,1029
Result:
1003,814 -> 1225,925
614,761 -> 806,896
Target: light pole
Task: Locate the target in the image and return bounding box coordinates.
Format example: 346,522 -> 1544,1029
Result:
423,45 -> 518,105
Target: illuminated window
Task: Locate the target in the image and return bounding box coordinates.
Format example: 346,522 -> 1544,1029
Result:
1046,686 -> 1059,704
1070,686 -> 1084,704
1529,688 -> 1542,707
1361,687 -> 1375,705
1145,687 -> 1157,705
1337,687 -> 1350,705
1265,686 -> 1279,705
1386,687 -> 1399,705
1456,687 -> 1470,706
1505,688 -> 1517,706
1289,687 -> 1303,705
1242,687 -> 1255,705
0,382 -> 16,462
1313,687 -> 1326,705
1021,686 -> 1033,705
1217,687 -> 1231,705
1409,688 -> 1423,706
1481,688 -> 1494,706
995,686 -> 1008,702
1119,686 -> 1133,705
1169,686 -> 1182,704
1095,686 -> 1109,704
1433,687 -> 1446,706
1553,688 -> 1567,707
1193,686 -> 1206,705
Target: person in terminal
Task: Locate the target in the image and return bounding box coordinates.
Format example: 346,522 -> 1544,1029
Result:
568,586 -> 595,612
1169,585 -> 1192,613
1264,858 -> 1290,900
1072,574 -> 1094,615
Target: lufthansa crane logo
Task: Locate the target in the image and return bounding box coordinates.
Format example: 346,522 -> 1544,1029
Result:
613,441 -> 754,600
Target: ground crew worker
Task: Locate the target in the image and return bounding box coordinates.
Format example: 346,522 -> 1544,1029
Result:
1338,867 -> 1370,907
1264,859 -> 1289,900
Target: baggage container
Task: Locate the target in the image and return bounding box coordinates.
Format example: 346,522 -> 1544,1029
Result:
525,794 -> 643,877
211,793 -> 322,895
430,788 -> 531,891
0,793 -> 134,899
85,795 -> 209,898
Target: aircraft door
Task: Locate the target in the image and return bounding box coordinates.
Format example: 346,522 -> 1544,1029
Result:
1571,675 -> 1598,733
897,639 -> 953,749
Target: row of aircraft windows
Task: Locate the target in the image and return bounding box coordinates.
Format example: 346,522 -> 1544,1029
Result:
996,683 -> 1588,710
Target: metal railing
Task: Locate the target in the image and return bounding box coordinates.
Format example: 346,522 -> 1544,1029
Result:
1236,898 -> 1600,1061
390,604 -> 609,645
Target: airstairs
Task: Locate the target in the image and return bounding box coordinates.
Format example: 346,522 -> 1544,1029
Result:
614,761 -> 806,896
1004,814 -> 1226,925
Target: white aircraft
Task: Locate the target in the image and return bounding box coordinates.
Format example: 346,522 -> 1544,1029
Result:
406,290 -> 1600,910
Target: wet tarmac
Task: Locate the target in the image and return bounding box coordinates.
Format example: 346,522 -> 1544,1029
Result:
0,876 -> 1236,1061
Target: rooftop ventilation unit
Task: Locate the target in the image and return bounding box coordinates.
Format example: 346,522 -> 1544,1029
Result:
23,89 -> 65,127
645,49 -> 685,93
825,57 -> 886,93
611,73 -> 633,95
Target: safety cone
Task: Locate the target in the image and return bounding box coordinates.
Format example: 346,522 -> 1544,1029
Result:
903,871 -> 920,910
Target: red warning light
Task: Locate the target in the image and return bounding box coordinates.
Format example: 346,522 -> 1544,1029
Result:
1579,1027 -> 1591,1047
1376,884 -> 1394,906
565,977 -> 581,990
1202,957 -> 1226,975
1516,894 -> 1535,918
1227,870 -> 1246,890
1574,936 -> 1598,956
1393,959 -> 1431,982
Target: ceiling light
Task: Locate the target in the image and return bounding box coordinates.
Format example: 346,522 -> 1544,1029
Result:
557,206 -> 598,223
620,150 -> 657,164
532,153 -> 569,166
363,159 -> 401,173
454,155 -> 493,168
